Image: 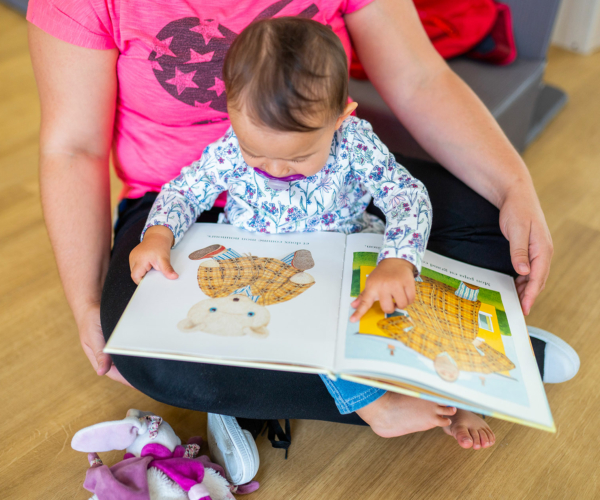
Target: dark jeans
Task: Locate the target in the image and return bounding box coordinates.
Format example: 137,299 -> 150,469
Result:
100,154 -> 544,424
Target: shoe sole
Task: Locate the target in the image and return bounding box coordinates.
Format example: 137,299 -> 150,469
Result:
207,413 -> 259,485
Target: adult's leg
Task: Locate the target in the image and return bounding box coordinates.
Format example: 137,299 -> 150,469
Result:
100,193 -> 364,424
369,154 -> 545,375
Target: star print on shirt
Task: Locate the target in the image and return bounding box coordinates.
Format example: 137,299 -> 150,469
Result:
207,77 -> 226,97
148,16 -> 236,111
189,19 -> 226,44
194,100 -> 213,110
186,49 -> 214,64
153,36 -> 176,58
165,68 -> 200,95
150,60 -> 164,71
148,2 -> 320,112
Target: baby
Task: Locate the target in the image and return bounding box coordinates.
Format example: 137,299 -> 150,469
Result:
130,17 -> 494,450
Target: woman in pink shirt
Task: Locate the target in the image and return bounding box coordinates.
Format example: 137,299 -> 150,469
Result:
28,0 -> 572,470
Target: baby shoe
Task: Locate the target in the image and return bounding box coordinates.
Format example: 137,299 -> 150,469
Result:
528,326 -> 580,383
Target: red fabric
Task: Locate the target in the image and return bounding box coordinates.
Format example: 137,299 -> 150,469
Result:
416,0 -> 497,59
349,47 -> 368,80
350,1 -> 516,80
467,3 -> 516,65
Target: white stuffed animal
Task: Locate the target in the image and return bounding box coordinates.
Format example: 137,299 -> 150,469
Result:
71,409 -> 258,500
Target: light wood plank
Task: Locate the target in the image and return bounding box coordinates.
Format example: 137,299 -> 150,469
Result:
1,5 -> 599,498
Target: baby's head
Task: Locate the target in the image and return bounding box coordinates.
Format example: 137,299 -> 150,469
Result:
223,17 -> 357,179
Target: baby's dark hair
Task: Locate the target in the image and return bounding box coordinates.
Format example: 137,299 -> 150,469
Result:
223,17 -> 349,132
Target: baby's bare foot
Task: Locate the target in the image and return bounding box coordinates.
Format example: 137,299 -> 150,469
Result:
442,409 -> 496,450
356,392 -> 457,438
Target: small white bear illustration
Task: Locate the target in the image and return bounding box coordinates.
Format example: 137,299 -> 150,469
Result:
178,295 -> 270,338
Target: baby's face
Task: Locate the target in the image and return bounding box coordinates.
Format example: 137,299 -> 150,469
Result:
229,104 -> 355,178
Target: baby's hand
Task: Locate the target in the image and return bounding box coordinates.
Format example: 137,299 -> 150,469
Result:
350,258 -> 416,322
129,225 -> 179,285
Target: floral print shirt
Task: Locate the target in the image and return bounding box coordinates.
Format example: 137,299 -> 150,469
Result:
143,117 -> 432,271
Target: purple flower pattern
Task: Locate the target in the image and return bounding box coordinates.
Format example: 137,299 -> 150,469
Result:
143,117 -> 432,270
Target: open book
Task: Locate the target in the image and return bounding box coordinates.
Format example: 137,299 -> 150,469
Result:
105,223 -> 554,432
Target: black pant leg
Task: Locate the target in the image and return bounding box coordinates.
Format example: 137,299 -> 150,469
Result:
100,194 -> 365,424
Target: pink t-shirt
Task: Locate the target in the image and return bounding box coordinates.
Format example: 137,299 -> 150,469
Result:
27,0 -> 374,201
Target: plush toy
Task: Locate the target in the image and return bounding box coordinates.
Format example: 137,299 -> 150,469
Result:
71,409 -> 259,500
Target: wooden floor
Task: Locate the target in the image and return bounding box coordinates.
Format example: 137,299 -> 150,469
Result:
1,4 -> 599,498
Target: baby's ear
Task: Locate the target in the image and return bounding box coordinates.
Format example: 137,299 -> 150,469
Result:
178,318 -> 204,332
335,101 -> 358,129
245,326 -> 269,338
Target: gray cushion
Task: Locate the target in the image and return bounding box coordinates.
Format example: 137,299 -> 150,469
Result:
349,58 -> 545,160
497,0 -> 562,59
2,0 -> 28,14
449,58 -> 545,116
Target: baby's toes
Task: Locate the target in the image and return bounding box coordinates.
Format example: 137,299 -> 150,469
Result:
453,425 -> 474,449
470,428 -> 482,449
484,428 -> 496,446
479,429 -> 491,448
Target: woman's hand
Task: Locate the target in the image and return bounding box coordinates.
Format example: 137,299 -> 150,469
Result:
350,258 -> 416,322
76,303 -> 133,387
346,0 -> 553,315
499,185 -> 553,315
130,225 -> 178,285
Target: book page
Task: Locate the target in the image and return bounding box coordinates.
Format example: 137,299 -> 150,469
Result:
106,223 -> 346,372
334,233 -> 554,431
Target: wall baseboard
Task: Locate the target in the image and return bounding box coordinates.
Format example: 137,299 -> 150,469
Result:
552,0 -> 600,53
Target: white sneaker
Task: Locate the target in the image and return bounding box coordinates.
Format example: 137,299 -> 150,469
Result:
207,413 -> 260,486
528,326 -> 580,383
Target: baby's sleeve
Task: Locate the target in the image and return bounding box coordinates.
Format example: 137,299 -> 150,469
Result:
351,120 -> 432,273
142,145 -> 228,246
27,0 -> 116,50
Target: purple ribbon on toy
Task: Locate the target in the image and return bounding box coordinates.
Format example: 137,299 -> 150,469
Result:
253,167 -> 305,191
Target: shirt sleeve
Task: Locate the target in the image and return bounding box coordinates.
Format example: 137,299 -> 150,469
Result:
27,0 -> 116,50
350,119 -> 432,273
142,144 -> 229,246
341,0 -> 376,15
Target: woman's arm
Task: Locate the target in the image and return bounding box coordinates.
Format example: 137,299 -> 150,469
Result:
29,24 -> 129,383
346,0 -> 553,314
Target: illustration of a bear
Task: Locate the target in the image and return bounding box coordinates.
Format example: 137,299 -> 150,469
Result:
177,295 -> 270,338
177,244 -> 315,338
